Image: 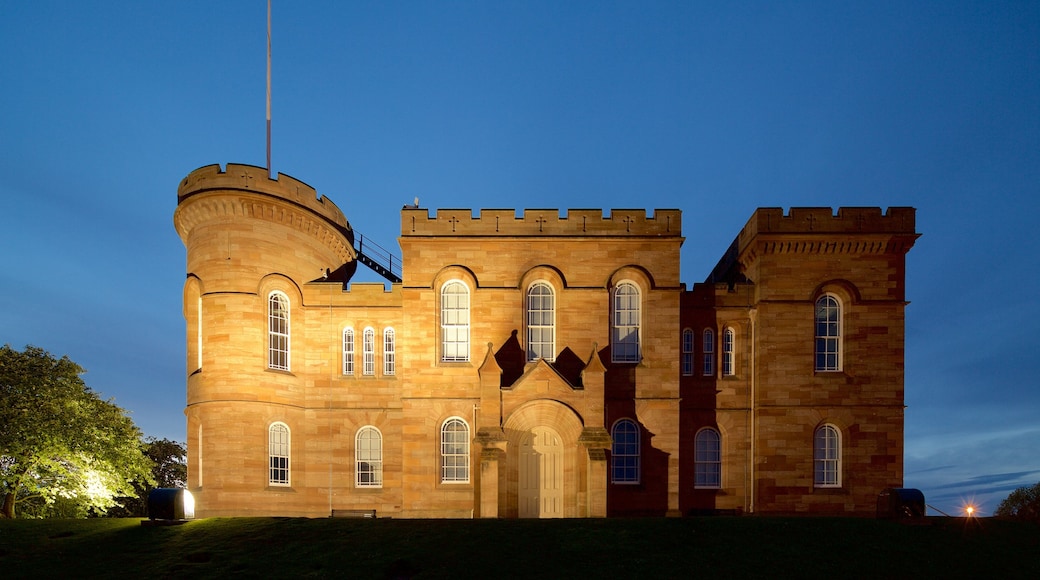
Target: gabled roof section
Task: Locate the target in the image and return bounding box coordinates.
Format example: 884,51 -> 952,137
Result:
505,358 -> 581,397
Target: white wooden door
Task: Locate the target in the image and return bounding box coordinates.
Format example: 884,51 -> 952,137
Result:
519,426 -> 563,518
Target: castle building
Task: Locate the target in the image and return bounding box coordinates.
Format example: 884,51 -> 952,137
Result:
174,163 -> 918,518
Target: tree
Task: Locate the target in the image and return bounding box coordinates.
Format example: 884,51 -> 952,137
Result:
0,345 -> 153,518
105,437 -> 186,518
995,482 -> 1040,522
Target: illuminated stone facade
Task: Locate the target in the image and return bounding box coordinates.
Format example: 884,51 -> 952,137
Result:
174,163 -> 918,518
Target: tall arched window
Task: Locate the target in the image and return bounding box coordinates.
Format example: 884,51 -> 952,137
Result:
356,426 -> 383,487
268,292 -> 290,371
342,327 -> 355,375
383,328 -> 396,375
526,282 -> 555,361
815,295 -> 842,371
814,424 -> 842,488
611,419 -> 640,483
440,418 -> 470,483
722,327 -> 735,376
441,281 -> 470,362
681,328 -> 694,376
611,282 -> 641,363
702,329 -> 715,376
269,422 -> 290,486
363,327 -> 376,376
694,428 -> 721,488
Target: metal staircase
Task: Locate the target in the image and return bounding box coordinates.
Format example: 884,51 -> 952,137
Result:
353,231 -> 402,283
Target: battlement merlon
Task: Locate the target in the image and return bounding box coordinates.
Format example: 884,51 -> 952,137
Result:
177,163 -> 351,231
401,208 -> 682,237
738,206 -> 918,246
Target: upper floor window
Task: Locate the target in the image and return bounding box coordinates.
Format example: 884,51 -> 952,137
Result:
815,295 -> 842,371
611,282 -> 641,363
441,281 -> 470,362
694,428 -> 722,489
526,282 -> 556,361
681,328 -> 694,376
702,329 -> 715,376
269,422 -> 290,486
363,327 -> 376,376
383,328 -> 396,375
611,419 -> 640,484
356,426 -> 383,488
342,327 -> 355,375
814,424 -> 842,488
268,292 -> 290,371
440,417 -> 470,483
722,328 -> 735,377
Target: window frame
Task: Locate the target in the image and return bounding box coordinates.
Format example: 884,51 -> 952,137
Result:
268,422 -> 290,487
526,281 -> 556,362
694,427 -> 722,489
383,327 -> 395,376
611,418 -> 640,484
440,281 -> 470,363
813,424 -> 842,488
702,329 -> 715,377
342,327 -> 355,375
267,291 -> 290,371
611,282 -> 641,363
362,327 -> 376,376
681,328 -> 694,376
722,327 -> 735,377
355,426 -> 383,488
814,294 -> 843,372
440,417 -> 470,484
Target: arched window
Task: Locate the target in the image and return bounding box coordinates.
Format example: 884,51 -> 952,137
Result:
268,292 -> 290,371
363,327 -> 376,376
814,424 -> 842,488
441,281 -> 470,362
383,328 -> 396,376
440,418 -> 470,483
815,295 -> 842,371
722,328 -> 735,377
526,282 -> 556,361
681,328 -> 694,376
342,327 -> 355,375
356,426 -> 383,487
611,282 -> 641,363
269,422 -> 290,486
611,419 -> 640,483
702,329 -> 715,376
694,428 -> 721,488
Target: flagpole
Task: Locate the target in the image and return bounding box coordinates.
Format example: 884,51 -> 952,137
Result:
266,0 -> 272,178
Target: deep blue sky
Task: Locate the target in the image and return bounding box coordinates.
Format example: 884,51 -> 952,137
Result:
2,1 -> 1037,517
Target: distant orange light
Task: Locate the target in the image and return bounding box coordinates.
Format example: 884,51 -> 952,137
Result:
965,505 -> 975,517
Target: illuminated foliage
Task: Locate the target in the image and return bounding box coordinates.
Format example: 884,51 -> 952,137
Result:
0,345 -> 153,518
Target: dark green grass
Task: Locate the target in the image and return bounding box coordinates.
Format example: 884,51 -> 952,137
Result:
2,516 -> 1037,579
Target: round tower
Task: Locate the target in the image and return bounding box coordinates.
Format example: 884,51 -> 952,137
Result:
173,163 -> 356,515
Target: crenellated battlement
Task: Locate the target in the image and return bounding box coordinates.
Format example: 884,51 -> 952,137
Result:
401,207 -> 681,237
741,207 -> 916,238
178,163 -> 350,230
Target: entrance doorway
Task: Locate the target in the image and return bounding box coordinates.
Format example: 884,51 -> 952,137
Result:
519,426 -> 563,518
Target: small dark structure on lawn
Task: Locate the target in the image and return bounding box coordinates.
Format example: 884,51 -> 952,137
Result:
876,488 -> 926,520
147,488 -> 195,522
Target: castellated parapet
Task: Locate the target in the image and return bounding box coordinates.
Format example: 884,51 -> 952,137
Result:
401,208 -> 681,237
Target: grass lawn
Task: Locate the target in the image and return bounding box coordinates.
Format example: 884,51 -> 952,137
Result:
1,516 -> 1037,578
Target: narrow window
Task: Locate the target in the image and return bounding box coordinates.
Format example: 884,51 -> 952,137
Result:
363,327 -> 375,376
815,295 -> 842,371
526,282 -> 556,361
611,419 -> 640,483
441,281 -> 470,362
356,427 -> 383,487
383,328 -> 395,376
441,418 -> 470,483
268,292 -> 290,371
342,327 -> 355,375
702,329 -> 715,376
694,428 -> 721,488
197,297 -> 203,370
611,282 -> 640,363
269,422 -> 290,486
681,328 -> 694,376
814,424 -> 842,488
722,328 -> 735,377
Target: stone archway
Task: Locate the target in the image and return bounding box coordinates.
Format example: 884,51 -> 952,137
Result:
503,400 -> 585,518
